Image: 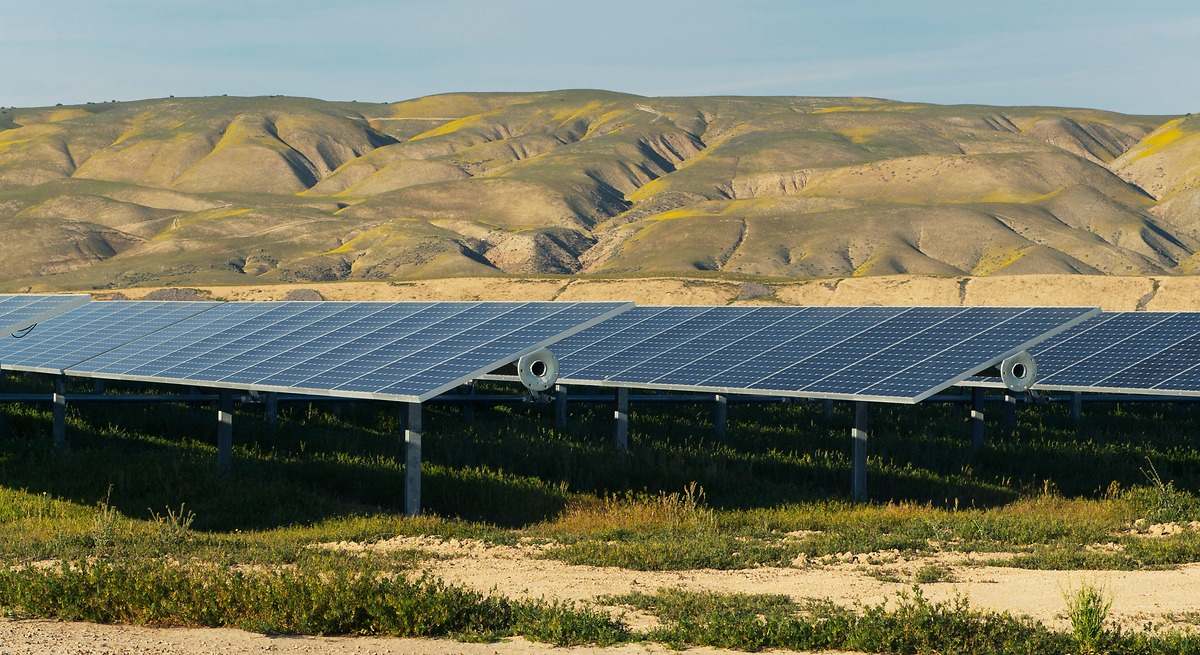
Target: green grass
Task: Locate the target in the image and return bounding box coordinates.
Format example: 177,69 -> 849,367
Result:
607,587 -> 1200,654
0,558 -> 628,646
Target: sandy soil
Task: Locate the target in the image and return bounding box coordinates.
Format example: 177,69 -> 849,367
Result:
0,620 -> 851,655
100,274 -> 1200,310
333,537 -> 1200,633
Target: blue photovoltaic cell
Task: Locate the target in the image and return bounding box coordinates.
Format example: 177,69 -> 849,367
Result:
63,301 -> 630,401
0,295 -> 89,335
0,301 -> 218,373
549,306 -> 1095,403
963,312 -> 1200,396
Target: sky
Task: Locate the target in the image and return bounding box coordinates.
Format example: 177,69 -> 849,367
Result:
2,0 -> 1198,114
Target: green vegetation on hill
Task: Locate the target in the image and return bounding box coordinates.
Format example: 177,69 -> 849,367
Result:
0,92 -> 1196,289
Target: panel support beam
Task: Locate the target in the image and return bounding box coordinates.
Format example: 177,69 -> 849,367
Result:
52,376 -> 66,449
404,402 -> 423,517
554,384 -> 568,431
217,389 -> 233,475
1070,392 -> 1082,427
851,401 -> 869,502
1003,392 -> 1018,433
970,388 -> 985,451
713,394 -> 728,441
613,387 -> 629,452
462,381 -> 475,423
264,392 -> 278,429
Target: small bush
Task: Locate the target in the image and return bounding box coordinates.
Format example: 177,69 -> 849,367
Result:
149,504 -> 196,550
914,563 -> 954,584
1124,468 -> 1200,524
1065,583 -> 1112,653
89,488 -> 121,551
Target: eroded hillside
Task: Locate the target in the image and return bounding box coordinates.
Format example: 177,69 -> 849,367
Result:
0,92 -> 1195,290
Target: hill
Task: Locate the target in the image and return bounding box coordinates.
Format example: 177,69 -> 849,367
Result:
0,91 -> 1195,290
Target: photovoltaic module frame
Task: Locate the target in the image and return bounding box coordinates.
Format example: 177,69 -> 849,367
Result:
515,305 -> 1099,403
960,311 -> 1200,397
0,301 -> 632,402
0,295 -> 90,336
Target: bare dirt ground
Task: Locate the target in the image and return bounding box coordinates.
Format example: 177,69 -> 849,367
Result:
0,619 -> 850,655
342,537 -> 1200,633
101,274 -> 1200,310
8,537 -> 1194,655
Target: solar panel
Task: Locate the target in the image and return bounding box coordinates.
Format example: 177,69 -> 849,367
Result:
537,306 -> 1097,403
960,312 -> 1200,396
0,301 -> 219,374
0,294 -> 90,335
61,301 -> 631,402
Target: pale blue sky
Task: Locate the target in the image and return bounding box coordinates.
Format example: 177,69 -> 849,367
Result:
2,0 -> 1198,114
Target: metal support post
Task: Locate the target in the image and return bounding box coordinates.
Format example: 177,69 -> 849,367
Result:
217,389 -> 233,474
404,402 -> 423,516
613,387 -> 629,452
851,401 -> 869,502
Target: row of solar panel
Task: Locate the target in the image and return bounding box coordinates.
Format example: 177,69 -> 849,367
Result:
0,295 -> 89,334
0,297 -> 1099,405
529,306 -> 1096,402
0,300 -> 631,402
963,312 -> 1200,396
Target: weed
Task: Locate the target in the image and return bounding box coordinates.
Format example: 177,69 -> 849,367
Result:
148,504 -> 196,550
89,486 -> 121,551
914,562 -> 954,583
1065,583 -> 1113,653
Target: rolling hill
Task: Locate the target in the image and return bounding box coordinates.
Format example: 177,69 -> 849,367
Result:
0,91 -> 1196,291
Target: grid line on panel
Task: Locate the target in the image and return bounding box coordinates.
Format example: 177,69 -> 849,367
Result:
281,302 -> 528,392
247,302 -> 487,389
130,303 -> 318,378
1039,313 -> 1178,385
647,307 -> 817,385
1146,335 -> 1200,391
84,304 -> 280,375
8,302 -> 221,372
383,302 -> 633,401
149,303 -> 363,380
205,303 -> 414,383
1028,312 -> 1119,359
342,301 -> 565,393
82,303 -> 225,370
1089,317 -> 1200,389
600,307 -> 766,382
15,303 -> 170,367
0,303 -> 121,360
219,303 -> 446,385
854,308 -> 1033,395
0,295 -> 91,333
691,307 -> 867,388
744,307 -> 916,390
796,307 -> 970,393
328,302 -> 566,394
568,307 -> 724,380
546,307 -> 673,362
553,307 -> 677,375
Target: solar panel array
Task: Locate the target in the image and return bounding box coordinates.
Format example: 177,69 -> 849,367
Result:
0,297 -> 1111,404
0,301 -> 218,374
961,312 -> 1200,396
541,306 -> 1098,403
0,295 -> 90,335
0,301 -> 632,402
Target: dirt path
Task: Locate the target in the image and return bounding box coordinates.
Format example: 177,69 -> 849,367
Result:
88,273 -> 1200,311
354,538 -> 1200,632
0,619 -> 852,655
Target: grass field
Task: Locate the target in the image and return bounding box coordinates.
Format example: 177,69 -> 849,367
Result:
2,372 -> 1200,652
